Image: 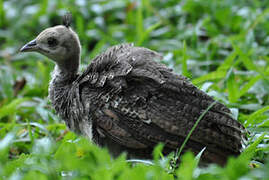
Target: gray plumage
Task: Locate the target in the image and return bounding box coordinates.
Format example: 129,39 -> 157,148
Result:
20,14 -> 245,166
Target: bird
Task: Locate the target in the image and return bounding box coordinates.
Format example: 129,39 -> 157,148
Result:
20,13 -> 245,166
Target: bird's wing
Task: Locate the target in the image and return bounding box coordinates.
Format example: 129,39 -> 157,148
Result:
78,44 -> 245,164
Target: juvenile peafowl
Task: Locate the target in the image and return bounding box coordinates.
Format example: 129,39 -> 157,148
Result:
20,13 -> 245,166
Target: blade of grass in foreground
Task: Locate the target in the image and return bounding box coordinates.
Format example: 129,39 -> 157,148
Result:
171,101 -> 218,171
238,132 -> 266,164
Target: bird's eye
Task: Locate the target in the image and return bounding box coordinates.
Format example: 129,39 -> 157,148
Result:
47,37 -> 58,47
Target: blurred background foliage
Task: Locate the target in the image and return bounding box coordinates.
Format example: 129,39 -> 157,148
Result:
0,0 -> 269,179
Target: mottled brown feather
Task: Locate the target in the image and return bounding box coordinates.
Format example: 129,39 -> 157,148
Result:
48,43 -> 246,166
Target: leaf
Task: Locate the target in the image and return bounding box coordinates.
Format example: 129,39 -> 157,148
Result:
0,67 -> 14,100
238,75 -> 262,98
0,0 -> 5,28
0,132 -> 15,150
0,132 -> 15,165
192,71 -> 226,84
234,45 -> 260,72
153,143 -> 164,163
176,152 -> 196,180
245,106 -> 269,127
240,132 -> 266,161
193,50 -> 237,85
136,1 -> 144,45
258,119 -> 269,127
226,68 -> 239,103
0,98 -> 30,119
126,159 -> 154,166
194,147 -> 206,165
217,51 -> 237,72
181,41 -> 191,78
138,22 -> 162,45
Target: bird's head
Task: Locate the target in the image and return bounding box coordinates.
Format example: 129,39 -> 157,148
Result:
20,13 -> 81,73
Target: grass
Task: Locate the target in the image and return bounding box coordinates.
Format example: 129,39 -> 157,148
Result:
0,0 -> 269,179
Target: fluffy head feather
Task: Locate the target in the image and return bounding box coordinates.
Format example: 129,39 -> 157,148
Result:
20,16 -> 81,75
62,12 -> 72,27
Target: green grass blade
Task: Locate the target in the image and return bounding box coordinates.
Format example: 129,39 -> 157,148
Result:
0,0 -> 5,28
217,51 -> 237,71
240,132 -> 266,160
192,71 -> 226,84
194,147 -> 206,165
181,41 -> 191,78
226,68 -> 239,103
238,75 -> 262,98
136,1 -> 144,45
172,101 -> 217,169
138,22 -> 161,45
192,50 -> 237,85
26,119 -> 34,144
245,106 -> 269,127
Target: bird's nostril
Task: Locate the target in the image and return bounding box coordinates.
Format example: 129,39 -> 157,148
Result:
27,39 -> 37,46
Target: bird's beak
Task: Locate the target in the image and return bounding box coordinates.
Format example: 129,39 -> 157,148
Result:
20,39 -> 38,52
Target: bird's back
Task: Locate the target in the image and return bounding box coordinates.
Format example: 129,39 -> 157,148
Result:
70,43 -> 245,165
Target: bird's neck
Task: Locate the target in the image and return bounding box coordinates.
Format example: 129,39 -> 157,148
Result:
52,51 -> 80,81
52,64 -> 78,83
48,55 -> 80,106
48,58 -> 84,134
56,54 -> 80,77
